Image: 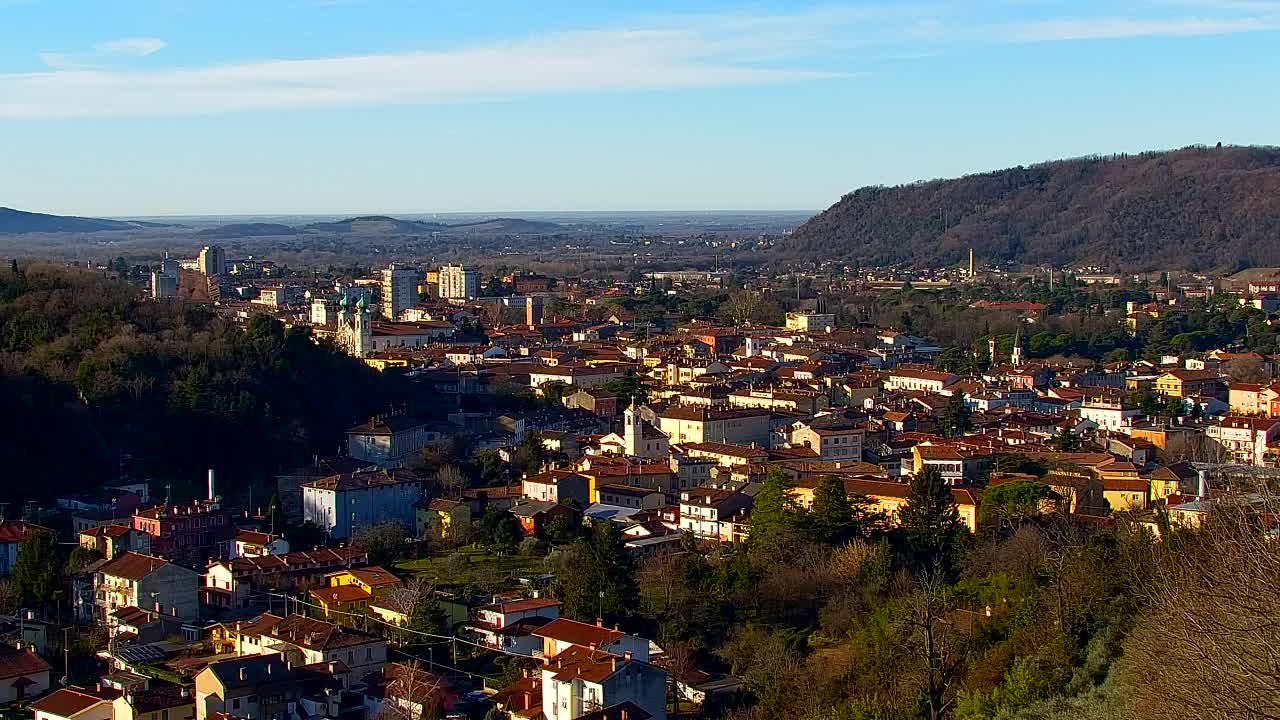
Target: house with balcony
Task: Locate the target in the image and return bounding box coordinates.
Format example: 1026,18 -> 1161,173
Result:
465,597 -> 562,656
540,644 -> 666,720
94,551 -> 199,623
678,488 -> 753,543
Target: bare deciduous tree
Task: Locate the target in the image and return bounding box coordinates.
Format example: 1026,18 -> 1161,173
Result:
381,660 -> 445,720
1124,496 -> 1280,720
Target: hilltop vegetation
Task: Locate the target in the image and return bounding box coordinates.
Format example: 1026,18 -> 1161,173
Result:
786,146 -> 1280,271
0,263 -> 422,504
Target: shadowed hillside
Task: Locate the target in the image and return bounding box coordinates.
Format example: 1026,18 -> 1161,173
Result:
785,145 -> 1280,271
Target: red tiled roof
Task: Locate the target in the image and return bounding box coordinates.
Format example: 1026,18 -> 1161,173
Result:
98,552 -> 168,580
0,521 -> 50,544
311,585 -> 372,604
533,618 -> 624,648
27,689 -> 106,717
0,645 -> 51,680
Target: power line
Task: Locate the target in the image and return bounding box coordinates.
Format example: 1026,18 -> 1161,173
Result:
241,589 -> 541,661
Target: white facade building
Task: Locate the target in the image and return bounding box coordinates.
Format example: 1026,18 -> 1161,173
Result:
438,264 -> 479,300
381,264 -> 418,320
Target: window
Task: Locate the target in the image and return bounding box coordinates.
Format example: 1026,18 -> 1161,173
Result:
232,699 -> 241,710
247,696 -> 258,704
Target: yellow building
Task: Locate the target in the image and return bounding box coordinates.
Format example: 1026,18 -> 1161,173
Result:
787,476 -> 978,532
1154,369 -> 1222,399
415,498 -> 472,540
309,566 -> 402,624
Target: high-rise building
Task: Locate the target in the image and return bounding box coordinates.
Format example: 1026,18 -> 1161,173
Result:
438,264 -> 479,300
381,264 -> 418,320
198,245 -> 226,277
151,271 -> 177,299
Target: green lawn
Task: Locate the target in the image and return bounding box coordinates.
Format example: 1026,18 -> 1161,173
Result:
395,546 -> 549,589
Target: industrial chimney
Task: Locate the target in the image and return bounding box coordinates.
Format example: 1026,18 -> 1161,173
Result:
208,469 -> 216,502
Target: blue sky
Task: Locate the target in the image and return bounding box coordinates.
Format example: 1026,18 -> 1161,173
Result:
1,0 -> 1278,216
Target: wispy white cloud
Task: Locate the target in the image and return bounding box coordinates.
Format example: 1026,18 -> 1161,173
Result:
1008,15 -> 1279,41
37,36 -> 168,71
94,37 -> 168,56
3,25 -> 842,119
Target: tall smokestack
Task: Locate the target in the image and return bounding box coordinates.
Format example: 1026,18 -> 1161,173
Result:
208,469 -> 216,501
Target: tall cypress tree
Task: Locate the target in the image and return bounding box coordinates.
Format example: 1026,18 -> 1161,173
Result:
750,467 -> 797,544
899,466 -> 963,571
810,474 -> 855,544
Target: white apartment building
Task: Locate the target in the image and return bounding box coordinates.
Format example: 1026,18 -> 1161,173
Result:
381,264 -> 419,320
438,264 -> 479,300
785,312 -> 836,333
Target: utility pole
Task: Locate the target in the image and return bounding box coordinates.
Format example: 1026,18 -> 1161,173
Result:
63,627 -> 70,687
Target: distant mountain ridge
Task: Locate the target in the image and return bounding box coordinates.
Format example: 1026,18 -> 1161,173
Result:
0,207 -> 178,234
785,145 -> 1280,271
195,223 -> 297,238
0,208 -> 565,238
304,216 -> 451,234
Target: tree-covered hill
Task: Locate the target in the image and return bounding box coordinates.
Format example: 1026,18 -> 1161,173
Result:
0,263 -> 427,505
784,145 -> 1280,271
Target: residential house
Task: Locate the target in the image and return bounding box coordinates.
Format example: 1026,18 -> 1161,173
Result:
563,388 -> 620,419
111,685 -> 195,720
94,552 -> 200,622
275,455 -> 377,525
193,654 -> 325,720
532,618 -> 650,662
1205,416 -> 1280,466
540,645 -> 667,720
78,525 -> 150,560
788,477 -> 979,532
346,414 -> 433,468
658,406 -> 772,447
228,531 -> 288,560
1079,391 -> 1143,430
415,498 -> 472,540
215,613 -> 387,677
29,688 -> 115,720
0,521 -> 51,576
301,469 -> 423,540
510,501 -> 578,537
1146,463 -> 1200,502
522,470 -> 593,507
379,662 -> 457,720
885,369 -> 956,393
1154,369 -> 1223,399
596,485 -> 665,510
131,501 -> 233,564
309,566 -> 403,625
529,363 -> 631,390
466,597 -> 562,655
790,420 -> 865,462
203,547 -> 367,610
678,488 -> 753,543
0,644 -> 51,703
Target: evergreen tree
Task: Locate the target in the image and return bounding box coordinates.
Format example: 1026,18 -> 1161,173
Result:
750,467 -> 798,544
941,393 -> 972,438
810,474 -> 856,544
555,521 -> 637,622
899,466 -> 963,572
1053,427 -> 1080,452
12,533 -> 62,609
407,589 -> 448,637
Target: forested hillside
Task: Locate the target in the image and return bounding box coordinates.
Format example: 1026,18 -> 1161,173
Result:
786,146 -> 1280,271
0,263 -> 422,505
